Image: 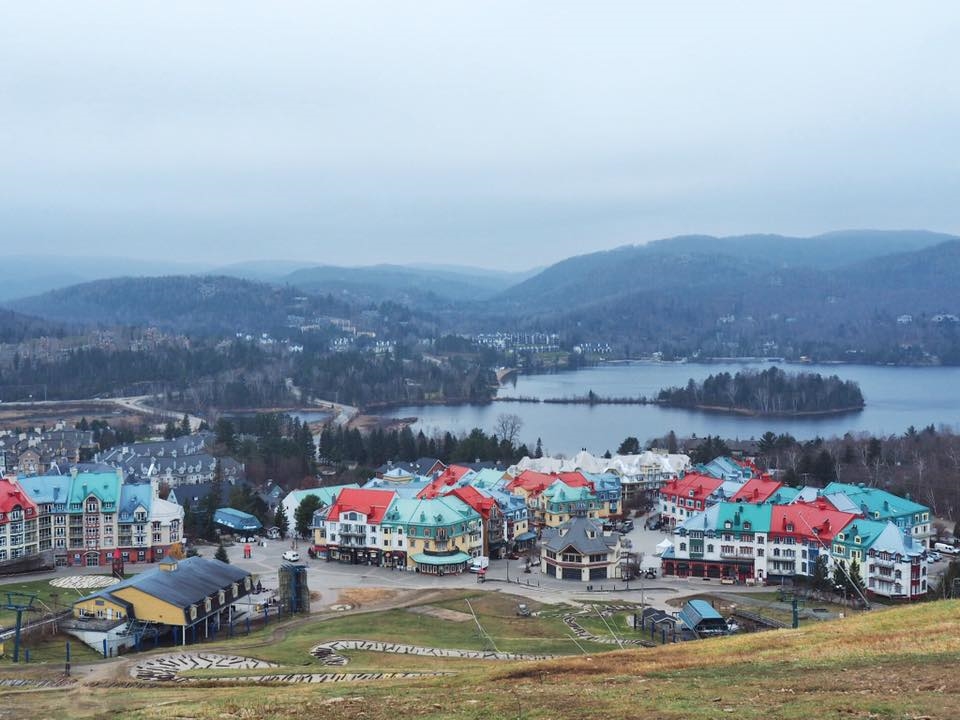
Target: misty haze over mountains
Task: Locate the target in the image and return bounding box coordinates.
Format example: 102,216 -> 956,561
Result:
2,229 -> 959,367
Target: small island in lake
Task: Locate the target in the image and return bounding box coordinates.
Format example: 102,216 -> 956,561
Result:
657,366 -> 864,417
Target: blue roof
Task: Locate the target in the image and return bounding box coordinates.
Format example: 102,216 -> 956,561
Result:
118,483 -> 153,522
214,507 -> 262,531
20,474 -> 72,505
80,556 -> 250,622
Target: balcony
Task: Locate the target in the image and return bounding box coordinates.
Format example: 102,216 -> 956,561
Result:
720,552 -> 755,560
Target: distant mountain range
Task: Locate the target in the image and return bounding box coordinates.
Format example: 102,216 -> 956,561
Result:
4,230 -> 960,363
5,276 -> 329,335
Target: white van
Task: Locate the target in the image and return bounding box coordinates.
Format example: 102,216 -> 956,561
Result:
933,542 -> 959,556
469,556 -> 490,573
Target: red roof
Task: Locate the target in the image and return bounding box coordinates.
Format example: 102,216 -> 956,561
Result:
507,469 -> 593,498
555,472 -> 594,490
0,478 -> 38,521
506,470 -> 555,496
417,465 -> 473,500
731,478 -> 783,504
771,502 -> 858,543
445,486 -> 496,520
326,488 -> 397,524
659,472 -> 725,503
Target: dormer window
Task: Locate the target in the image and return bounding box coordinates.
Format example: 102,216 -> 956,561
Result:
786,524 -> 794,532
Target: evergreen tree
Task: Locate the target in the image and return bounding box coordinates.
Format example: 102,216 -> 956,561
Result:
811,555 -> 830,591
180,413 -> 191,436
617,436 -> 640,455
534,438 -> 543,458
295,495 -> 323,539
273,505 -> 289,539
215,542 -> 229,564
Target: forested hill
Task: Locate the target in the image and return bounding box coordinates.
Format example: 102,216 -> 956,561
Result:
0,307 -> 64,344
483,232 -> 960,364
495,229 -> 955,315
280,263 -> 530,304
6,275 -> 349,335
657,367 -> 865,416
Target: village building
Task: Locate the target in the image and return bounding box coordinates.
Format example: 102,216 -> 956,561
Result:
0,477 -> 40,565
540,514 -> 622,581
69,555 -> 253,654
379,495 -> 483,574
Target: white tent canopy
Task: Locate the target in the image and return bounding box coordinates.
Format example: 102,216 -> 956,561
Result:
654,538 -> 673,555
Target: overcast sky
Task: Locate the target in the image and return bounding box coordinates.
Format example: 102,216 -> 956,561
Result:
2,2 -> 958,271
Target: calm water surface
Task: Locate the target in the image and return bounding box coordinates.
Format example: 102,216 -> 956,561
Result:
390,363 -> 960,456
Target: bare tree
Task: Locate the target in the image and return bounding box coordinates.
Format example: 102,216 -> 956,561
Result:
494,413 -> 524,447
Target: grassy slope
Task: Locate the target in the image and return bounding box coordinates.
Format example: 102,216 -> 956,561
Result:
4,598 -> 959,720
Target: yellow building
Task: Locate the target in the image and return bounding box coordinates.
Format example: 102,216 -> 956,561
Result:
72,555 -> 253,648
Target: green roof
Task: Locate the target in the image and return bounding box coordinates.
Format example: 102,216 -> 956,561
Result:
293,484 -> 359,507
469,469 -> 508,489
382,496 -> 479,528
411,551 -> 472,565
822,482 -> 929,518
68,471 -> 122,506
714,502 -> 772,533
543,480 -> 594,503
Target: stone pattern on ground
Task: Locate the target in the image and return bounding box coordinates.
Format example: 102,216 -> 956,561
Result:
131,652 -> 278,681
563,606 -> 654,647
310,640 -> 554,666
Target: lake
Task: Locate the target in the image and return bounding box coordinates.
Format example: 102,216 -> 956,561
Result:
387,362 -> 960,456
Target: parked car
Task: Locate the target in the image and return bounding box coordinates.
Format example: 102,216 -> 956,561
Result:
282,550 -> 301,562
620,519 -> 634,533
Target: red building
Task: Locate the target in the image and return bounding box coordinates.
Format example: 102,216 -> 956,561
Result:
658,473 -> 725,528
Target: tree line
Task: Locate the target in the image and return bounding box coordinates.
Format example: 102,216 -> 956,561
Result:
658,367 -> 864,415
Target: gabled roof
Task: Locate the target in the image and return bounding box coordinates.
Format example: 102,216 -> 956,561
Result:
445,486 -> 497,520
82,556 -> 250,616
660,472 -> 725,501
822,482 -> 929,518
68,470 -> 123,505
714,502 -> 772,533
118,482 -> 152,521
19,473 -> 71,505
416,465 -> 476,500
507,469 -> 591,497
326,488 -> 397,524
542,479 -> 595,504
467,468 -> 508,490
771,502 -> 859,542
287,484 -> 360,508
0,477 -> 39,515
214,507 -> 262,531
731,478 -> 783,504
541,515 -> 618,555
381,495 -> 480,527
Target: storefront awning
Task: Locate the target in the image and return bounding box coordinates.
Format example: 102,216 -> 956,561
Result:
514,531 -> 537,542
411,552 -> 472,566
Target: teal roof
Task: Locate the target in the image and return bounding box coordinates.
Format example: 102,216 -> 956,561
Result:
714,502 -> 772,533
68,471 -> 122,506
21,474 -> 72,505
411,551 -> 471,565
766,487 -> 800,504
214,507 -> 262,531
469,469 -> 508,490
543,480 -> 594,503
292,484 -> 359,507
822,482 -> 929,518
834,518 -> 888,552
381,495 -> 479,528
